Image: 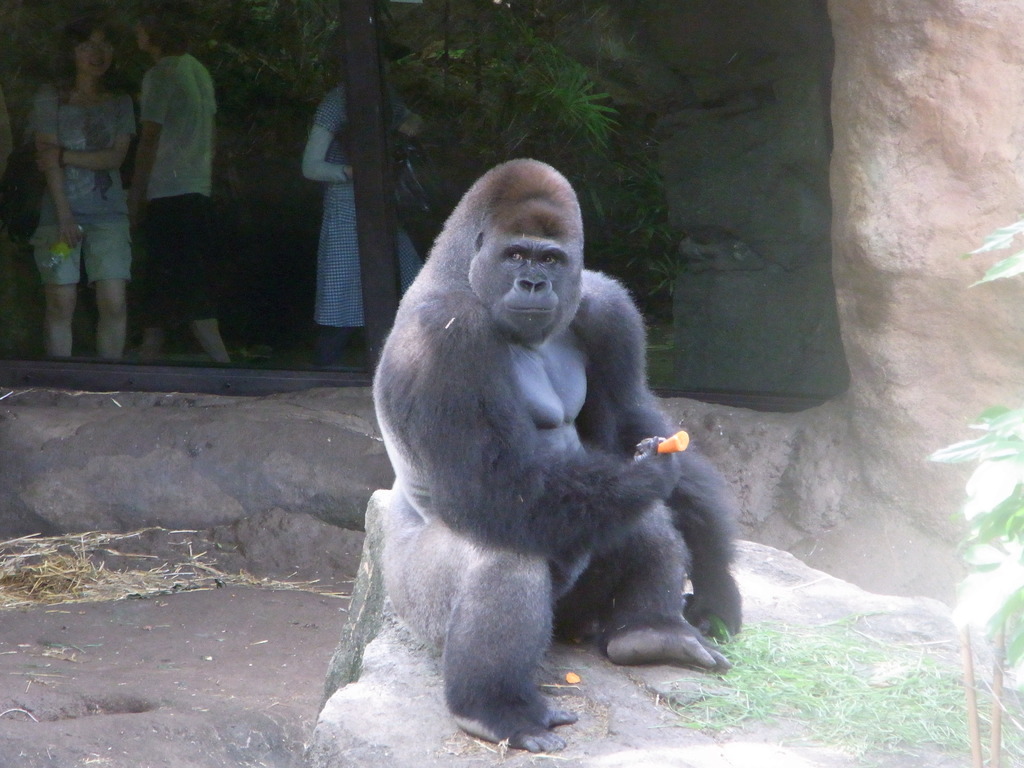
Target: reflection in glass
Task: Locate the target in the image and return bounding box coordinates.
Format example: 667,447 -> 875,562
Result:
301,73 -> 422,369
1,1 -> 843,403
30,14 -> 134,361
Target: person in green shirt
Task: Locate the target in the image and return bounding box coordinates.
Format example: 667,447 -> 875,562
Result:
129,0 -> 229,363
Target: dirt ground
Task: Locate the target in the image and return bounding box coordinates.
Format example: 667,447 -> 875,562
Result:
0,521 -> 358,768
0,515 -> 998,768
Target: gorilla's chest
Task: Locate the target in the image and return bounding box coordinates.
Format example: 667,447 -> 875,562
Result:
509,336 -> 588,431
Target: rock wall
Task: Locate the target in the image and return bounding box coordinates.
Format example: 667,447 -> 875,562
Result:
0,388 -> 392,537
640,0 -> 847,396
757,0 -> 1024,600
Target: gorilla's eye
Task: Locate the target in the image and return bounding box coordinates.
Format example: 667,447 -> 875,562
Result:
508,250 -> 525,262
540,254 -> 557,265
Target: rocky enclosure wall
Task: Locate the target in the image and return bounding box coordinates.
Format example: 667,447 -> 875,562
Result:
769,0 -> 1024,600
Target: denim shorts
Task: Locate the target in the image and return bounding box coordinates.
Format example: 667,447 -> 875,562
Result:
32,217 -> 132,286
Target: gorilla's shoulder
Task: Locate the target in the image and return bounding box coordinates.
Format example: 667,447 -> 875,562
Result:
387,288 -> 500,364
573,270 -> 646,349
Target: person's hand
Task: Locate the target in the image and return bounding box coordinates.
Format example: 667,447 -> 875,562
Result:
56,213 -> 83,247
398,113 -> 424,137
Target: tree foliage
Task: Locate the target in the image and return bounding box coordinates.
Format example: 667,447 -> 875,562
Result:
384,0 -> 675,290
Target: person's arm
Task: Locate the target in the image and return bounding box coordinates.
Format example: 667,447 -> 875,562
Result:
61,134 -> 131,172
301,124 -> 350,183
397,112 -> 424,137
36,130 -> 81,246
128,119 -> 161,223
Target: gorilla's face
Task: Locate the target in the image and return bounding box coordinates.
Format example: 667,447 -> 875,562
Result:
470,235 -> 580,346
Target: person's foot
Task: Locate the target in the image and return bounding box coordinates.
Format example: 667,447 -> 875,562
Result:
314,325 -> 354,367
190,319 -> 230,363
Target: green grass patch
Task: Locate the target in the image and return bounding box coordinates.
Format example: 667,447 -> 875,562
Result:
664,621 -> 1023,763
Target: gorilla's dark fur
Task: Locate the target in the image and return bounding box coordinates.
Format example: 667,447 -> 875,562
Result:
373,159 -> 741,753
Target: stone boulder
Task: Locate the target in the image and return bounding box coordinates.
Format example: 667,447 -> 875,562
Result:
0,387 -> 392,537
657,397 -> 965,603
307,490 -> 965,768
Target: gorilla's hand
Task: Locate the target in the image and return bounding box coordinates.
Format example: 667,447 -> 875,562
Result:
631,443 -> 681,501
633,436 -> 666,462
632,436 -> 680,498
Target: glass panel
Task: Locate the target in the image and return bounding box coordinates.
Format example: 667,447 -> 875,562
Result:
380,0 -> 845,402
1,1 -> 352,371
1,1 -> 845,404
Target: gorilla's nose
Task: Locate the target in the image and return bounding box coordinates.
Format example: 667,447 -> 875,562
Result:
516,276 -> 550,294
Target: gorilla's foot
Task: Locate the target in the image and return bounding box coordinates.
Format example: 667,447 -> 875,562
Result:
453,704 -> 577,753
605,623 -> 731,672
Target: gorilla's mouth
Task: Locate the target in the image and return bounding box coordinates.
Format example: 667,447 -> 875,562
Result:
506,306 -> 555,313
505,297 -> 558,314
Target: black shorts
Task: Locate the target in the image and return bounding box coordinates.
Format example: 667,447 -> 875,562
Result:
139,193 -> 219,325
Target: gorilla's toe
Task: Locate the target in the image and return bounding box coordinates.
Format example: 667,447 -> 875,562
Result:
543,707 -> 578,728
454,702 -> 576,753
514,728 -> 567,753
605,624 -> 731,672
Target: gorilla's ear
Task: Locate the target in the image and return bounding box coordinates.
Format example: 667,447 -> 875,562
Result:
475,231 -> 484,252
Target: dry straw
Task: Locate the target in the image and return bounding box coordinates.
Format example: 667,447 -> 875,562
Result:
0,529 -> 345,609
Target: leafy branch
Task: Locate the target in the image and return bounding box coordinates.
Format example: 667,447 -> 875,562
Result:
931,217 -> 1024,766
966,219 -> 1024,286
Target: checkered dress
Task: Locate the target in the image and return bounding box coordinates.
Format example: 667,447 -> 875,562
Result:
312,87 -> 422,327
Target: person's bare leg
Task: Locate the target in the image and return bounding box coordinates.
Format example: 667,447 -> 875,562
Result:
191,318 -> 230,363
94,278 -> 127,359
137,327 -> 165,360
43,283 -> 77,357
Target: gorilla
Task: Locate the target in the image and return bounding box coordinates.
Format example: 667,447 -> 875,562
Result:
373,159 -> 741,753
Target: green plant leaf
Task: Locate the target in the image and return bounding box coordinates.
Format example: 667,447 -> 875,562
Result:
970,407 -> 1024,441
972,498 -> 1024,542
974,405 -> 1015,427
971,249 -> 1024,286
967,219 -> 1024,255
930,436 -> 1022,463
1008,624 -> 1024,668
964,459 -> 1024,521
961,544 -> 1007,569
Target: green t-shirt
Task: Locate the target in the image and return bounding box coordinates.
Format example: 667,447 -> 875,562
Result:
139,54 -> 216,199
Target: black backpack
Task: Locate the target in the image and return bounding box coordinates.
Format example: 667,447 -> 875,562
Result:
0,141 -> 44,244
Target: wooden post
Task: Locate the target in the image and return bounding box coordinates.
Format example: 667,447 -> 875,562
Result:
339,0 -> 399,369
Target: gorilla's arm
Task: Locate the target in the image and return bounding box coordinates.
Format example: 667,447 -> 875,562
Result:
670,452 -> 743,635
375,294 -> 678,561
572,271 -> 677,451
572,270 -> 742,636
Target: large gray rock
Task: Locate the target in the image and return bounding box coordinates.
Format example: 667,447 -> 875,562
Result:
308,490 -> 963,768
0,387 -> 392,536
